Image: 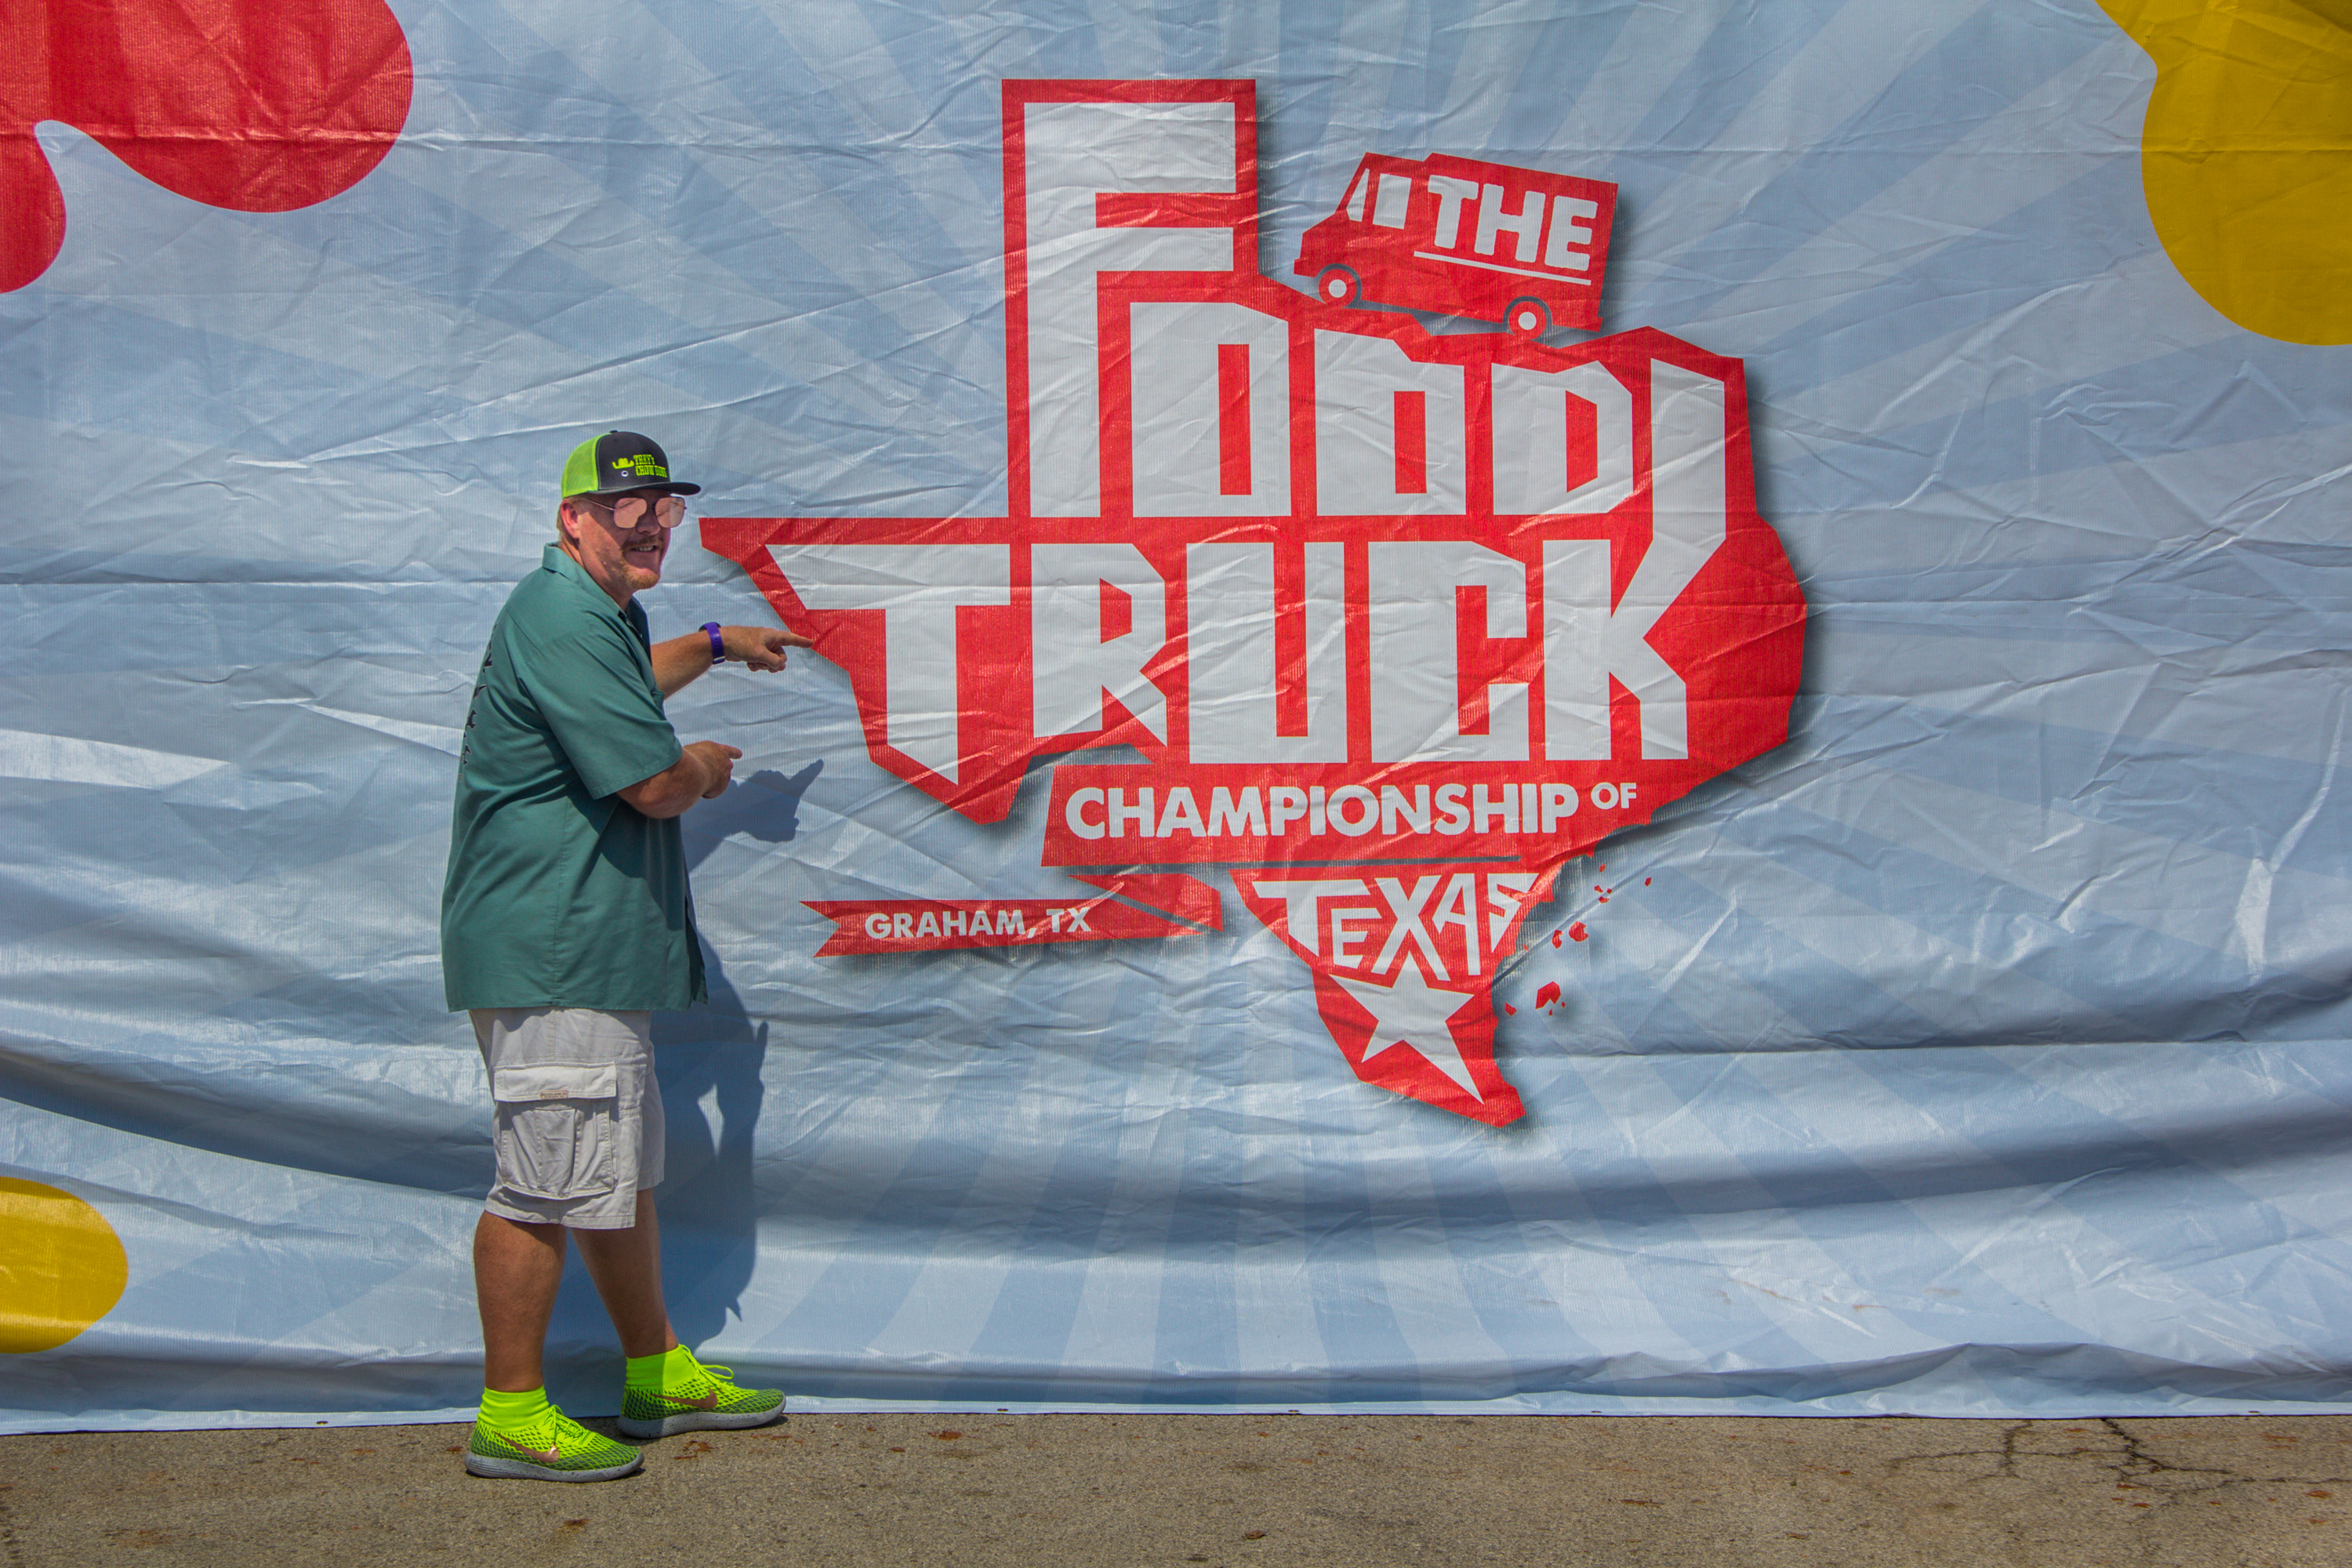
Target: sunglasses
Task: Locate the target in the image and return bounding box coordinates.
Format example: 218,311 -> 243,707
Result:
580,494 -> 688,531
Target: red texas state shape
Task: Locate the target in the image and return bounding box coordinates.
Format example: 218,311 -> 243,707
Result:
0,0 -> 412,291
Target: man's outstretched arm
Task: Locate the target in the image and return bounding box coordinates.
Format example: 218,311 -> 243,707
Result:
650,624 -> 814,698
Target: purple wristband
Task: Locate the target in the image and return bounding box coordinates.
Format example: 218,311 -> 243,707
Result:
702,622 -> 726,663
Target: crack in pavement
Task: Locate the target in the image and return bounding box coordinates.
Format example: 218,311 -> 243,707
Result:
1882,1417 -> 2352,1510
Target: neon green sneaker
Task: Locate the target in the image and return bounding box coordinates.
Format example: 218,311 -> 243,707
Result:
464,1406 -> 643,1482
616,1362 -> 786,1439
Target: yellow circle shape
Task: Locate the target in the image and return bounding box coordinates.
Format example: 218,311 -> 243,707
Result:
0,1178 -> 129,1354
2103,0 -> 2352,344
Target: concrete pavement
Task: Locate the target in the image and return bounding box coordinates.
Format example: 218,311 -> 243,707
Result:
5,1413 -> 2350,1565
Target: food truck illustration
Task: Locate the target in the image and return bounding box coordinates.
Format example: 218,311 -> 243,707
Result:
1291,153 -> 1619,336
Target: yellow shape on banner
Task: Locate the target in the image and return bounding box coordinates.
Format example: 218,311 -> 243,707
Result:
2102,0 -> 2352,343
0,1178 -> 129,1354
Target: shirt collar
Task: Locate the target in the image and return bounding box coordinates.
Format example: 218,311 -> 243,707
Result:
540,543 -> 629,617
539,543 -> 650,638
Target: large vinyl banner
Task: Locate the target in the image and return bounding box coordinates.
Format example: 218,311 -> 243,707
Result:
5,0 -> 2350,1428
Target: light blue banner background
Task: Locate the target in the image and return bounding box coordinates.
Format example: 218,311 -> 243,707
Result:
5,0 -> 2350,1428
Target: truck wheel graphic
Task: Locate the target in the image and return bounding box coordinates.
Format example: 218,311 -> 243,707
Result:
1316,266 -> 1362,307
1505,296 -> 1550,337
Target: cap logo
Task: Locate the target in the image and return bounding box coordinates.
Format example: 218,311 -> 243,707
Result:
612,453 -> 668,479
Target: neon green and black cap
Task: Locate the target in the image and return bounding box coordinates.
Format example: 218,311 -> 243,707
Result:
559,430 -> 702,499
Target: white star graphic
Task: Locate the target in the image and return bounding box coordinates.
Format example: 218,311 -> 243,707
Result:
1330,961 -> 1485,1102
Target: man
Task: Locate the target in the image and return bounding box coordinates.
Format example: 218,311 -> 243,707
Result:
441,430 -> 811,1483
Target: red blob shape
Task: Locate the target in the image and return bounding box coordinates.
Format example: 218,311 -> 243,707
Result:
1098,578 -> 1133,642
1567,921 -> 1588,942
1,0 -> 413,291
1550,929 -> 1563,948
1644,877 -> 1651,886
1502,1003 -> 1516,1015
1534,981 -> 1562,1010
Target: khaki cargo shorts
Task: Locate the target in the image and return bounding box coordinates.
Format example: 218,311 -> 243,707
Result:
470,1007 -> 666,1230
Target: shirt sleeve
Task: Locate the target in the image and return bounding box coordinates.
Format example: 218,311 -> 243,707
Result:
511,612 -> 684,800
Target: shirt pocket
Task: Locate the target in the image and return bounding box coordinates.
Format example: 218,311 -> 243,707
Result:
492,1062 -> 621,1199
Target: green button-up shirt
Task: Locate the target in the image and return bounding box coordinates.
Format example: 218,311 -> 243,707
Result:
440,544 -> 706,1011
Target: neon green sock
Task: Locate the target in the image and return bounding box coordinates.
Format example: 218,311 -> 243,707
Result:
624,1344 -> 700,1394
477,1385 -> 554,1432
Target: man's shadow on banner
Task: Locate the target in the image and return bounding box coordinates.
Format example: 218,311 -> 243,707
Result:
546,760 -> 817,1388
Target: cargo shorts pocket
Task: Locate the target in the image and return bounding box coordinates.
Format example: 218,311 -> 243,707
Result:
492,1063 -> 621,1200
